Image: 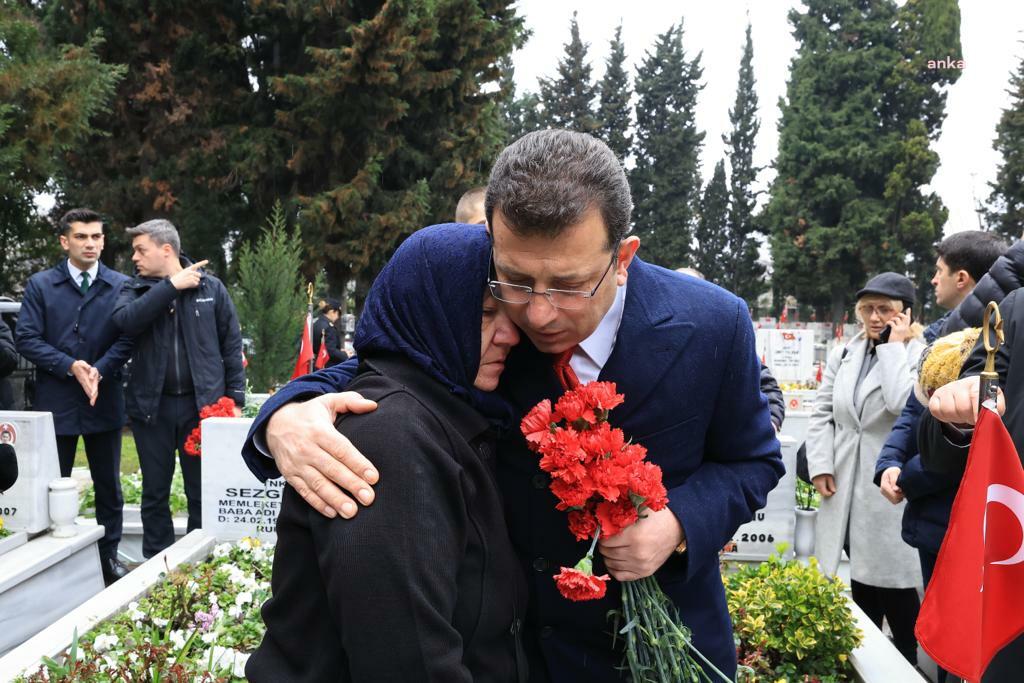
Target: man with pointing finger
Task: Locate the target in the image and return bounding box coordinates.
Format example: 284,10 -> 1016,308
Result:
16,207 -> 134,585
113,219 -> 245,557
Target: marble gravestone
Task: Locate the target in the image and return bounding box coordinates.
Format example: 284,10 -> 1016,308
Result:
723,434 -> 799,561
200,417 -> 282,542
0,411 -> 61,533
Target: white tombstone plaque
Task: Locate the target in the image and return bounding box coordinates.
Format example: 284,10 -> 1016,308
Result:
200,417 -> 282,542
767,329 -> 816,382
724,435 -> 798,561
0,411 -> 61,533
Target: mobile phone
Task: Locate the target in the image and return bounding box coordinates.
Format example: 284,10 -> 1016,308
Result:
879,306 -> 913,343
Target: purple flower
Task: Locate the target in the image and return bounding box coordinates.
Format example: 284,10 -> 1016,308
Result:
194,603 -> 220,632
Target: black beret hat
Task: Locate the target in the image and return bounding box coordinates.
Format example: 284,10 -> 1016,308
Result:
856,272 -> 915,309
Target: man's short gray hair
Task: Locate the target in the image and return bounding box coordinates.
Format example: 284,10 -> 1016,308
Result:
127,219 -> 181,255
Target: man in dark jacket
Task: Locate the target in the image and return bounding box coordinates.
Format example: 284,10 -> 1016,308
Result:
15,208 -> 134,584
112,219 -> 245,557
312,299 -> 346,368
0,316 -> 17,410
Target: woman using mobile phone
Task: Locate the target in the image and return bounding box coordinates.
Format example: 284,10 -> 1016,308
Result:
805,272 -> 926,666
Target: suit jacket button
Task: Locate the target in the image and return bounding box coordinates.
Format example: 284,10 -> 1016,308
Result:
532,473 -> 549,489
532,557 -> 548,573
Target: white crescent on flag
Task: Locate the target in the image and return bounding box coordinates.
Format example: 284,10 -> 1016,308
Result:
985,484 -> 1024,566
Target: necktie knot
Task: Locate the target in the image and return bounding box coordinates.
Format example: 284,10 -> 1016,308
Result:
552,347 -> 580,391
80,272 -> 91,294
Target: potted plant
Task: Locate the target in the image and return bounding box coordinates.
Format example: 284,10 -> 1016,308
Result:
725,549 -> 863,682
794,478 -> 818,559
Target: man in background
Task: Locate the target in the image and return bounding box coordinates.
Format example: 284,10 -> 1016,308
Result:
454,186 -> 487,224
312,299 -> 346,368
112,219 -> 245,557
15,208 -> 133,585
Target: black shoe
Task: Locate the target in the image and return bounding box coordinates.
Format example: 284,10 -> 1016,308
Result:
102,557 -> 130,586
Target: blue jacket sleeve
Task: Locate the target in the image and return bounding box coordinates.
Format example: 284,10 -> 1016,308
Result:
14,277 -> 76,378
669,299 -> 785,579
112,278 -> 178,335
874,394 -> 923,480
241,356 -> 361,481
94,280 -> 134,380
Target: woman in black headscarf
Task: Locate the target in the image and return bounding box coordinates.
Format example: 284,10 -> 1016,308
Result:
248,224 -> 527,683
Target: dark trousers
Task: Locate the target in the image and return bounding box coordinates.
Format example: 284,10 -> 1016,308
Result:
133,394 -> 201,558
851,579 -> 920,665
56,429 -> 123,563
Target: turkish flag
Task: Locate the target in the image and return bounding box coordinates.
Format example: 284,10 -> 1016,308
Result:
314,330 -> 330,370
290,313 -> 314,380
916,407 -> 1024,681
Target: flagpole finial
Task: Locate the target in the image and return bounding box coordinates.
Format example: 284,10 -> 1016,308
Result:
980,302 -> 1004,413
306,282 -> 314,306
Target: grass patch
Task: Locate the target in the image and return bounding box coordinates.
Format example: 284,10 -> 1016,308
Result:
73,431 -> 140,474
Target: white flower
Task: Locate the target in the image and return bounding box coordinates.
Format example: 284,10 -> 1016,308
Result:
128,652 -> 139,664
186,579 -> 199,591
227,604 -> 242,619
153,616 -> 168,628
92,633 -> 119,653
209,593 -> 220,607
209,646 -> 250,677
201,631 -> 217,644
167,629 -> 187,650
127,601 -> 145,622
213,543 -> 232,558
235,591 -> 253,607
232,652 -> 251,677
102,654 -> 118,671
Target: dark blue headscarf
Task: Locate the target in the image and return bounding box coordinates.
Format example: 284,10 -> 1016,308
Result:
354,223 -> 512,427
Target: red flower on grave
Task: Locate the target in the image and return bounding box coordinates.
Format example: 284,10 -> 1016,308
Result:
185,397 -> 237,457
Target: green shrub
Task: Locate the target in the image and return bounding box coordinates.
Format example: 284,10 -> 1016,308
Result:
725,550 -> 862,682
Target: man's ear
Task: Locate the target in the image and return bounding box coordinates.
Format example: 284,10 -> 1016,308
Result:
956,270 -> 973,291
616,236 -> 641,284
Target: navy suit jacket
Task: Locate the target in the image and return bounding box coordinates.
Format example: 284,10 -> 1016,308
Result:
241,257 -> 783,681
15,260 -> 133,435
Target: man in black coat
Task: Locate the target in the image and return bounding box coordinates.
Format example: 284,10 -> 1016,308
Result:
112,219 -> 245,557
0,316 -> 17,410
312,299 -> 346,368
15,208 -> 134,584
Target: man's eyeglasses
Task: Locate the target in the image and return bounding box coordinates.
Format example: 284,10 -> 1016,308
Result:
487,243 -> 620,311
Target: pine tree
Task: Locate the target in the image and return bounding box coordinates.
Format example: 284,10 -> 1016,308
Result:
266,0 -> 525,303
693,160 -> 730,285
537,12 -> 599,134
722,22 -> 764,308
499,55 -> 544,142
0,1 -> 123,293
43,0 -> 257,274
988,46 -> 1024,241
233,202 -> 307,391
764,0 -> 961,320
596,24 -> 632,163
630,22 -> 705,268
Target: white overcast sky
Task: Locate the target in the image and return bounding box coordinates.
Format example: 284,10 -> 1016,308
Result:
510,0 -> 1024,236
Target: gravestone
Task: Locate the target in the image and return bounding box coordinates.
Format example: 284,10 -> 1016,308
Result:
724,434 -> 798,561
0,411 -> 60,533
200,418 -> 282,542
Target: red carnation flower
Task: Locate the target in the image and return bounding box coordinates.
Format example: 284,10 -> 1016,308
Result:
577,381 -> 625,412
538,428 -> 588,482
554,566 -> 610,602
567,510 -> 599,542
550,476 -> 596,510
521,399 -> 555,447
578,421 -> 625,459
595,498 -> 639,538
629,461 -> 669,511
554,391 -> 596,426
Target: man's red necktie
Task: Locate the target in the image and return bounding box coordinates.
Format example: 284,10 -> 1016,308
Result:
552,347 -> 580,390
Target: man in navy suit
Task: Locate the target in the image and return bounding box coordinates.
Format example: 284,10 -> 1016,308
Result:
16,208 -> 133,585
242,130 -> 783,679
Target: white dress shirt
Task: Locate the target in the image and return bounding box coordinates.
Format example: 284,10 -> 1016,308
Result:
570,282 -> 627,383
67,260 -> 99,290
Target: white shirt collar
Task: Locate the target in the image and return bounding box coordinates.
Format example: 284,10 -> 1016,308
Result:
67,259 -> 99,284
572,282 -> 627,383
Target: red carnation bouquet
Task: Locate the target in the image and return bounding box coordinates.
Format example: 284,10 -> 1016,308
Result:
183,397 -> 238,456
521,381 -> 729,682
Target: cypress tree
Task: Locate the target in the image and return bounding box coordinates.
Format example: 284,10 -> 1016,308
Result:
764,0 -> 961,320
499,55 -> 544,142
693,160 -> 731,285
596,23 -> 632,163
0,1 -> 123,293
722,22 -> 764,308
537,12 -> 600,134
988,46 -> 1024,241
630,22 -> 704,268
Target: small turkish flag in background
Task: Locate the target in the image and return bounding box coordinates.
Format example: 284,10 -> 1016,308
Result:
315,330 -> 330,369
916,407 -> 1024,681
290,313 -> 314,380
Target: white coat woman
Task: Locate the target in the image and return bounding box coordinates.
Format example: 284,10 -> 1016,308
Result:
806,272 -> 925,665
